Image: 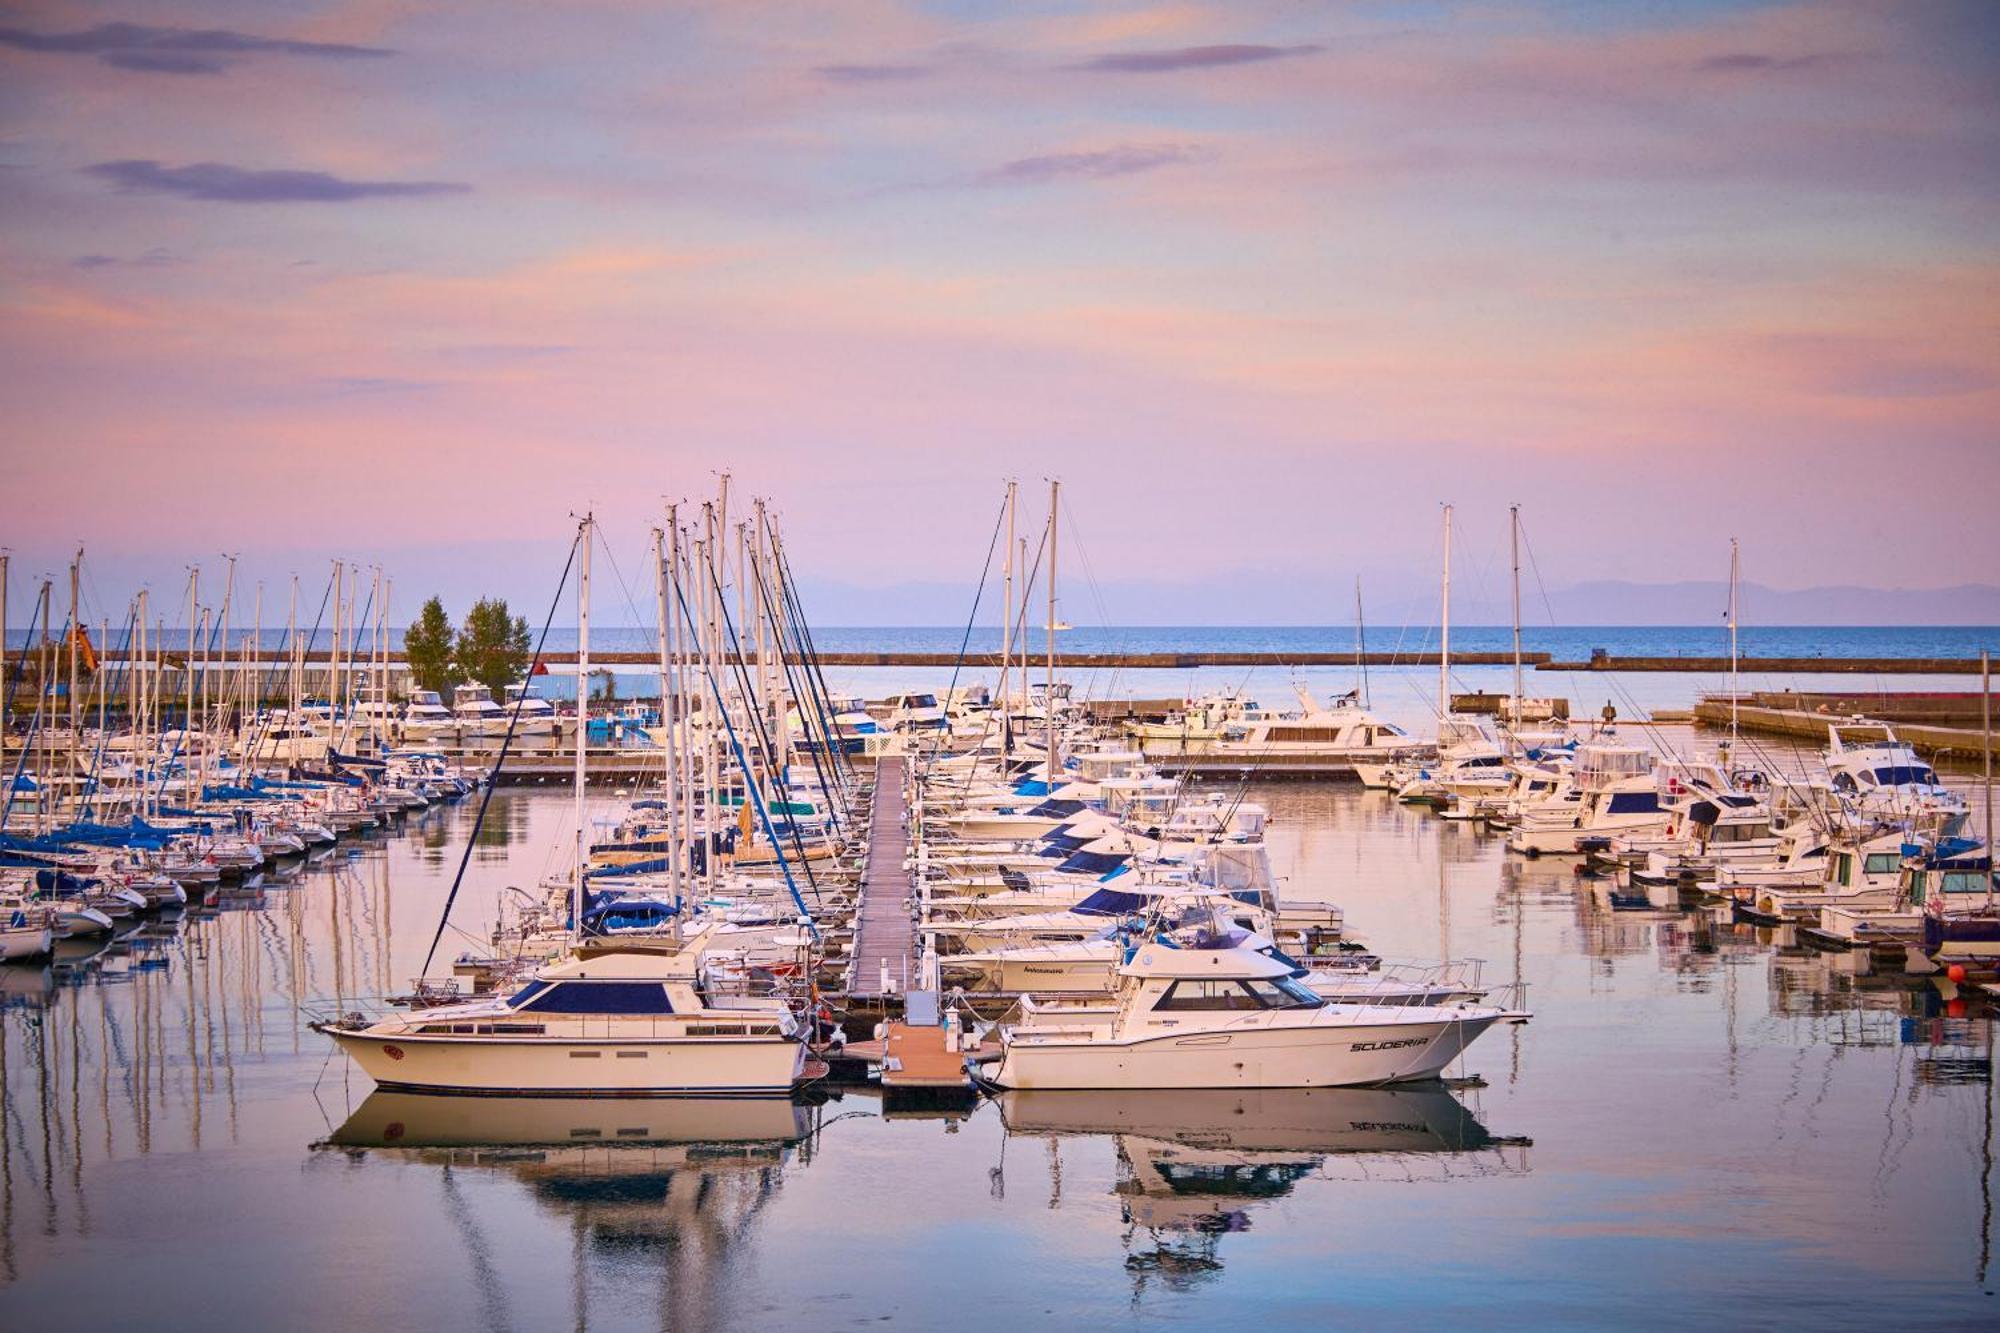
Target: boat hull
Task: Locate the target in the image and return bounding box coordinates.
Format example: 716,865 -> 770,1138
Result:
323,1027 -> 808,1095
984,1010 -> 1503,1090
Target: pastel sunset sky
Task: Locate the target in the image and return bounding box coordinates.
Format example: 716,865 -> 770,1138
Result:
1,0 -> 1995,624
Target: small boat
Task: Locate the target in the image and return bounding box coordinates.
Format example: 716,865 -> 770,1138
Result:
0,908 -> 55,962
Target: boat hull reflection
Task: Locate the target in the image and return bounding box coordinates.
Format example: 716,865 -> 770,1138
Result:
326,1090 -> 813,1149
995,1084 -> 1499,1155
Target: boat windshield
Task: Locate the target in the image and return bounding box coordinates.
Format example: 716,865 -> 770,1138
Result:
1152,977 -> 1322,1011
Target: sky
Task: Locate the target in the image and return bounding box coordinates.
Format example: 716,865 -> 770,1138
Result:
0,0 -> 1995,627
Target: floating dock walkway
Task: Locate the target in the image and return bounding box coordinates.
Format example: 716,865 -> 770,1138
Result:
848,755 -> 916,1001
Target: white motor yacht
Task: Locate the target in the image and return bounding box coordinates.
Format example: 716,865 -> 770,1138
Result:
317,934 -> 812,1095
451,684 -> 509,737
398,691 -> 456,742
503,683 -> 560,735
972,932 -> 1520,1090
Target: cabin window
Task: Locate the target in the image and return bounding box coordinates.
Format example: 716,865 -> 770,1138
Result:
1835,855 -> 1852,887
1265,727 -> 1345,744
1863,853 -> 1902,875
1941,871 -> 1991,895
1871,766 -> 1934,786
1606,792 -> 1661,815
1153,978 -> 1319,1011
516,981 -> 675,1014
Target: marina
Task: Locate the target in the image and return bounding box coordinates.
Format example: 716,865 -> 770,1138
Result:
5,0 -> 1997,1324
2,479 -> 1997,1329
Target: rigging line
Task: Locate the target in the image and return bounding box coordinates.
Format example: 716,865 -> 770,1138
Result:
673,567 -> 817,928
695,550 -> 824,908
418,526 -> 583,979
772,566 -> 854,827
918,494 -> 1007,775
1059,506 -> 1117,706
0,587 -> 52,832
741,524 -> 846,831
766,533 -> 855,793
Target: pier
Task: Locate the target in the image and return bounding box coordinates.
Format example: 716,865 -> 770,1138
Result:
847,755 -> 916,1001
1691,697 -> 2000,762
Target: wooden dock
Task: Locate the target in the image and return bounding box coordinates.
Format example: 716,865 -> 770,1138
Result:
848,755 -> 915,1000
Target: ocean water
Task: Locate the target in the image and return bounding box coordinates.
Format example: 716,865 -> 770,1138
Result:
0,785 -> 1994,1329
17,626 -> 1993,745
14,623 -> 1996,660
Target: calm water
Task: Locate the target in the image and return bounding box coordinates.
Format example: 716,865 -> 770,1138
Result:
2,786 -> 1995,1329
15,624 -> 1997,743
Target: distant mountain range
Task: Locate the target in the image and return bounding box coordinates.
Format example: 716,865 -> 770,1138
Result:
792,577 -> 2000,627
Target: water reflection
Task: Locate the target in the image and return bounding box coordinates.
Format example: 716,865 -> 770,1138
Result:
322,1093 -> 811,1328
995,1086 -> 1527,1293
0,784 -> 1994,1325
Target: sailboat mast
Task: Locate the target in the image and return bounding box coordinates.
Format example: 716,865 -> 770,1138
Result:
654,519 -> 683,910
1438,503 -> 1452,728
1001,480 -> 1015,757
1510,505 -> 1523,733
573,514 -> 593,932
1728,537 -> 1740,753
1354,577 -> 1369,709
184,568 -> 198,769
67,551 -> 81,750
1046,478 -> 1059,790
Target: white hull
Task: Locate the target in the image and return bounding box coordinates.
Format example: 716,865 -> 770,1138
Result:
326,1027 -> 807,1095
0,925 -> 54,961
985,1007 -> 1503,1090
938,813 -> 1067,841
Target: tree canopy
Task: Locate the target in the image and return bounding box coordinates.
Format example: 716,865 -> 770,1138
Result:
458,598 -> 531,697
402,596 -> 457,696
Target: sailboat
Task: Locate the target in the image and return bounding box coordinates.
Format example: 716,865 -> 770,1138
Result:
318,516 -> 814,1095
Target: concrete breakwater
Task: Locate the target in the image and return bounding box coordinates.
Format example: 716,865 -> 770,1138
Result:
39,648 -> 1994,673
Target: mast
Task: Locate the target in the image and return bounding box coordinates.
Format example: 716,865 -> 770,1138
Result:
655,519 -> 683,911
217,554 -> 235,748
1046,478 -> 1059,790
185,567 -> 198,770
247,583 -> 262,744
1727,537 -> 1740,759
1001,479 -> 1016,756
573,513 -> 593,934
67,550 -> 81,757
1510,505 -> 1523,735
287,577 -> 300,771
1438,503 -> 1452,734
1984,649 -> 1992,910
1354,577 -> 1369,710
675,516 -> 695,904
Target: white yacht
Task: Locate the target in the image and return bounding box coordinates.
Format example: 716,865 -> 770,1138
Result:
317,934 -> 811,1095
451,683 -> 508,736
398,690 -> 456,742
503,683 -> 560,735
879,691 -> 947,733
1507,741 -> 1663,855
972,932 -> 1519,1090
1134,687 -> 1424,772
1822,722 -> 1967,835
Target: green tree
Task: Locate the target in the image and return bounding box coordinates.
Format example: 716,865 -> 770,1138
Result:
458,598 -> 531,697
402,596 -> 457,696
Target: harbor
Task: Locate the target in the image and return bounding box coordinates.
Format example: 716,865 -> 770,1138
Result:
2,476 -> 1997,1331
5,0 -> 1997,1323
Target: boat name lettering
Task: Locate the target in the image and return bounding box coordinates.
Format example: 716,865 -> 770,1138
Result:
1350,1037 -> 1427,1052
